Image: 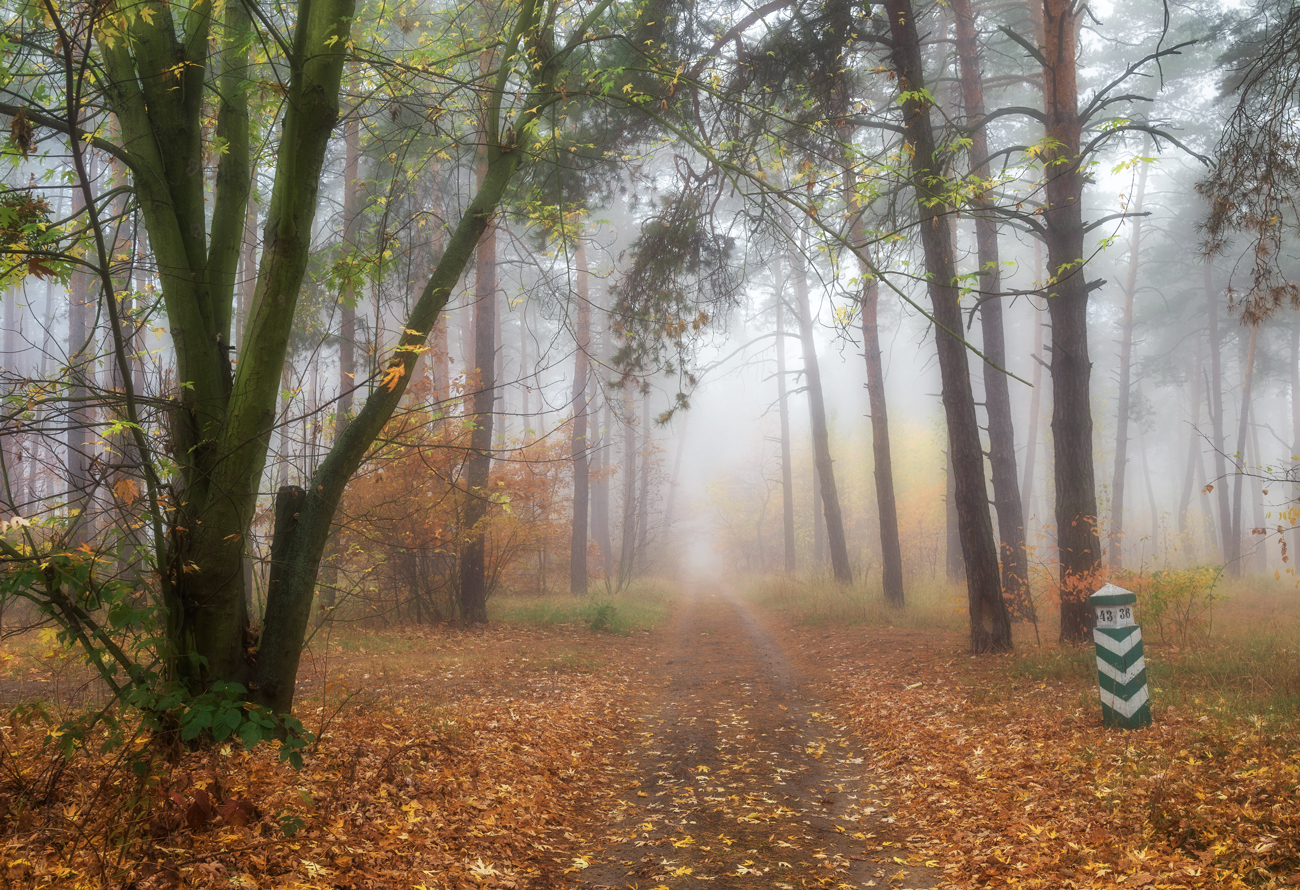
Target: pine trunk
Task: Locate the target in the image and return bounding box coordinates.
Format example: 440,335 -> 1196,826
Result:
885,0 -> 1009,651
570,237 -> 591,595
774,260 -> 796,574
842,151 -> 904,603
953,0 -> 1029,615
1040,0 -> 1100,642
1108,152 -> 1151,571
789,239 -> 852,584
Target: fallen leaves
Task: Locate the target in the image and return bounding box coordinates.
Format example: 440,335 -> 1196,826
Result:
797,625 -> 1300,890
0,624 -> 647,889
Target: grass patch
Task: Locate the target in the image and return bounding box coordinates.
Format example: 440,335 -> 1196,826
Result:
742,573 -> 967,631
1004,574 -> 1300,726
490,578 -> 673,634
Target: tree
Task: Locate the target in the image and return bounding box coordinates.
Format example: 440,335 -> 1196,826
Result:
789,231 -> 853,585
0,0 -> 630,716
952,0 -> 1029,615
1108,151 -> 1152,571
882,0 -> 1010,652
569,232 -> 592,595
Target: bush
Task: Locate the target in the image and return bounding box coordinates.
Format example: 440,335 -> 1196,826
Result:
1118,566 -> 1223,647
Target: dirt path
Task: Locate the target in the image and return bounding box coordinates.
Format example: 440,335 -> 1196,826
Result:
574,580 -> 941,890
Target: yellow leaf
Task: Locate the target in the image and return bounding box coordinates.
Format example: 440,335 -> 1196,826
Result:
381,364 -> 405,392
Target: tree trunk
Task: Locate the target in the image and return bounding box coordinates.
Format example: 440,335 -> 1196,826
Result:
1021,241 -> 1046,526
946,450 -> 962,581
592,394 -> 613,579
618,390 -> 637,587
67,175 -> 97,545
1177,337 -> 1204,538
1040,0 -> 1100,642
1108,151 -> 1151,571
1231,323 -> 1258,576
813,462 -> 825,566
1291,318 -> 1300,567
569,236 -> 591,595
1206,262 -> 1232,567
459,174 -> 498,625
635,395 -> 653,570
2,287 -> 21,516
842,154 -> 903,603
953,0 -> 1030,616
1249,410 -> 1266,573
789,238 -> 852,585
885,0 -> 1009,651
773,260 -> 796,574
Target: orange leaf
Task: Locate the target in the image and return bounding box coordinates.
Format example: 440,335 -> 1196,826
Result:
381,364 -> 405,392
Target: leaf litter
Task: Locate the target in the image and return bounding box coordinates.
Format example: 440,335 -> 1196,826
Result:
0,595 -> 1295,889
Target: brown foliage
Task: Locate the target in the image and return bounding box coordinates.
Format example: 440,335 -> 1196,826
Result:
330,379 -> 576,623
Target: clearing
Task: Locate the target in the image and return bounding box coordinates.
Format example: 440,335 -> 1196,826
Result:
0,575 -> 1296,889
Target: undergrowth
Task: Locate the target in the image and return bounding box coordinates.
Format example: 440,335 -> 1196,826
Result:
742,572 -> 966,631
490,578 -> 673,634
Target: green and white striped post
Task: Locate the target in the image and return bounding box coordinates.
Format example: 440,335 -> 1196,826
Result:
1090,584 -> 1152,729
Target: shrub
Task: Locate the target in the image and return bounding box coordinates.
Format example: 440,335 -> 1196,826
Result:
1118,566 -> 1223,647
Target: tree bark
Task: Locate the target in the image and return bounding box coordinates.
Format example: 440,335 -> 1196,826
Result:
592,393 -> 613,579
773,260 -> 797,574
841,151 -> 904,603
953,0 -> 1029,614
569,236 -> 591,595
459,176 -> 498,624
1040,0 -> 1100,642
618,390 -> 637,587
1021,241 -> 1046,526
1108,151 -> 1151,571
1177,337 -> 1204,538
1231,323 -> 1258,576
635,396 -> 653,570
789,238 -> 852,584
1291,318 -> 1300,567
884,0 -> 1009,651
1206,262 -> 1232,567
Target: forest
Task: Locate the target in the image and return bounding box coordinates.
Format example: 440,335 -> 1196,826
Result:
0,0 -> 1298,887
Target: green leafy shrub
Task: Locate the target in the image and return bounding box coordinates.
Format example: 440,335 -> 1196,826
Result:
1118,566 -> 1223,647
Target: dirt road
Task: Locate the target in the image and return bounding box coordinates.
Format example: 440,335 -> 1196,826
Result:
574,581 -> 940,890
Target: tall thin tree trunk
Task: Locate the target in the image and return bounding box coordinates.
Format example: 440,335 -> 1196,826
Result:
1206,263 -> 1232,566
459,149 -> 498,624
774,260 -> 796,574
1021,241 -> 1046,526
517,302 -> 528,426
635,395 -> 653,569
1230,323 -> 1257,576
842,154 -> 903,602
592,394 -> 613,579
1291,317 -> 1300,568
885,0 -> 1009,651
953,0 -> 1029,617
813,462 -> 825,567
569,236 -> 591,595
662,411 -> 690,541
1039,0 -> 1100,641
1177,337 -> 1205,538
618,390 -> 637,586
789,238 -> 852,584
1249,409 -> 1266,573
1195,421 -> 1220,556
68,181 -> 96,545
1138,406 -> 1158,549
1108,151 -> 1151,571
946,451 -> 962,581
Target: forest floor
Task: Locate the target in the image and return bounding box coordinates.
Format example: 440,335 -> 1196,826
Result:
0,577 -> 1296,889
